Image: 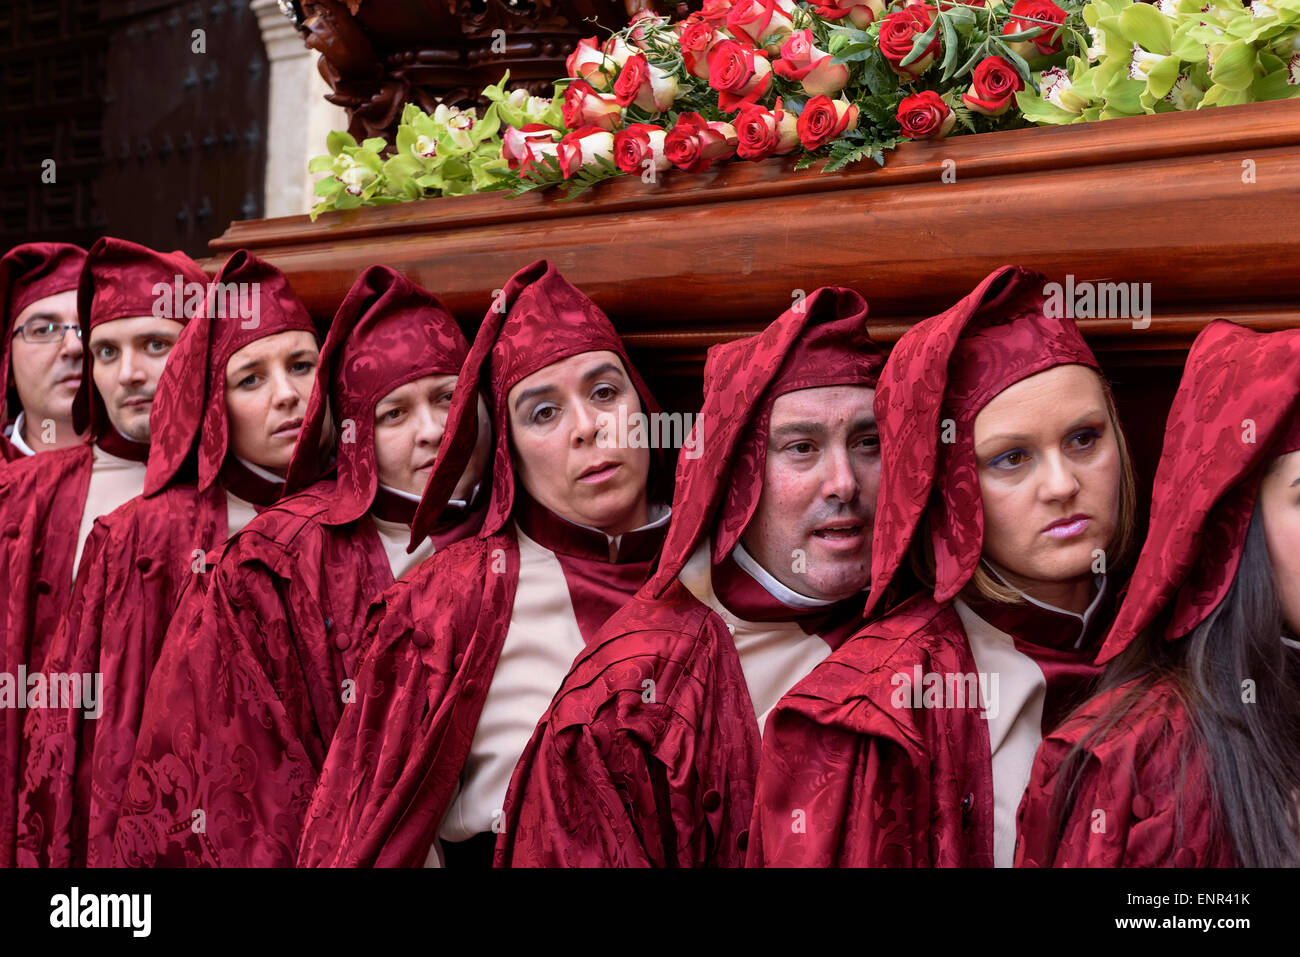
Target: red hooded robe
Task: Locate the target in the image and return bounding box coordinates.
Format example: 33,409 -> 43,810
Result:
297,259 -> 670,867
112,265 -> 490,867
497,286 -> 884,867
0,243 -> 88,462
18,249 -> 316,867
748,265 -> 1122,867
1016,320 -> 1300,868
0,238 -> 205,867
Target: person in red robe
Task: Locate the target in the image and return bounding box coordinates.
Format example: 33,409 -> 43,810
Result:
0,237 -> 206,867
747,264 -> 1140,867
1016,320 -> 1300,868
297,259 -> 672,867
112,264 -> 493,867
1,243 -> 88,461
496,286 -> 884,867
17,249 -> 319,867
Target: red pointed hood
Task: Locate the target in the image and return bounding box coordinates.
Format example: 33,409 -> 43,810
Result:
864,265 -> 1103,620
144,249 -> 318,496
409,259 -> 661,550
1096,320 -> 1300,663
2,242 -> 87,417
645,286 -> 882,596
72,237 -> 208,440
284,264 -> 470,526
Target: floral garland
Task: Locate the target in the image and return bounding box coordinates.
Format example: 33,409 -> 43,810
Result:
307,0 -> 1300,213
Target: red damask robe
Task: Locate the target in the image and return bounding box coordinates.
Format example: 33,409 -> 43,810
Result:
1014,677 -> 1235,868
17,462 -> 284,867
110,484 -> 485,867
497,542 -> 864,867
297,495 -> 669,867
747,587 -> 1112,867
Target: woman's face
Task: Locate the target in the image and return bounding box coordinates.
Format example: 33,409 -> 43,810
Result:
224,330 -> 319,475
1260,448 -> 1300,634
506,350 -> 650,537
973,364 -> 1123,609
372,375 -> 492,501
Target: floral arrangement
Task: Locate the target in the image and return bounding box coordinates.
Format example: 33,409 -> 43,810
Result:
1016,0 -> 1300,123
307,0 -> 1300,211
494,0 -> 1094,196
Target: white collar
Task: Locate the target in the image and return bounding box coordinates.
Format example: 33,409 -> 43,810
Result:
376,480 -> 473,510
8,412 -> 36,457
234,454 -> 287,485
981,559 -> 1109,649
732,541 -> 836,609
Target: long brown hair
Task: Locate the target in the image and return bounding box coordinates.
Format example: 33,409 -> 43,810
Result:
1050,502 -> 1300,867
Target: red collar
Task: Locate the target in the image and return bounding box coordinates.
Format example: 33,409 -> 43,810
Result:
220,455 -> 285,508
97,426 -> 148,462
513,490 -> 669,565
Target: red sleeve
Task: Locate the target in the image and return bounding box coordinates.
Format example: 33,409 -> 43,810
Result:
298,536 -> 517,868
498,590 -> 759,868
747,697 -> 925,867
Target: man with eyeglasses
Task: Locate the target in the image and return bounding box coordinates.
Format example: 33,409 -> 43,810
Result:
0,243 -> 89,461
0,236 -> 207,867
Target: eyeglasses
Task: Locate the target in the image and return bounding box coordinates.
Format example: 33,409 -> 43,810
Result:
10,320 -> 82,344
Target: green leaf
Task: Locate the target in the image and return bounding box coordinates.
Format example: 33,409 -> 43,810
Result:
361,136 -> 389,153
793,152 -> 819,170
307,154 -> 333,174
314,176 -> 342,197
900,19 -> 940,68
939,13 -> 961,81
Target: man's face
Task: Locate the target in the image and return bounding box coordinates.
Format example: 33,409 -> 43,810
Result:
740,385 -> 879,601
372,375 -> 492,501
88,315 -> 185,441
224,330 -> 319,476
9,289 -> 83,434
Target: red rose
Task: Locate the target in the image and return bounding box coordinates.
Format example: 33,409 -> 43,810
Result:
566,37 -> 617,92
699,0 -> 735,27
679,16 -> 727,80
613,123 -> 670,174
562,79 -> 624,132
707,39 -> 774,112
1002,0 -> 1068,58
813,0 -> 886,28
613,54 -> 649,107
960,55 -> 1025,116
878,4 -> 941,78
664,112 -> 738,173
502,123 -> 561,174
774,29 -> 851,97
556,126 -> 616,179
726,0 -> 798,48
734,100 -> 800,160
896,90 -> 956,139
795,95 -> 860,150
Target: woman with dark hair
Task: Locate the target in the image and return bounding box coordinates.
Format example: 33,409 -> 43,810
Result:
747,265 -> 1138,867
1016,320 -> 1300,868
